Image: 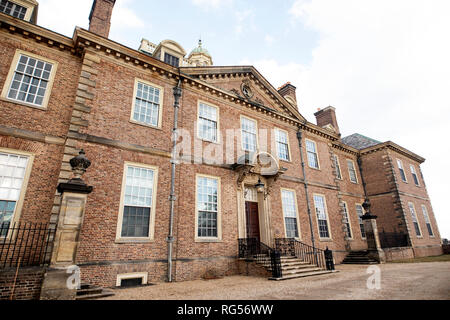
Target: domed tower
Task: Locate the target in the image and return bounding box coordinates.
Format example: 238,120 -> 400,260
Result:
187,40 -> 213,66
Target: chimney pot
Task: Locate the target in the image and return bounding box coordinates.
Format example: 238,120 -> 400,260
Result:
89,0 -> 116,38
314,106 -> 340,135
278,82 -> 298,106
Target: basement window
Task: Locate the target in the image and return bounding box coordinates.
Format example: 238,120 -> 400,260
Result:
116,272 -> 148,287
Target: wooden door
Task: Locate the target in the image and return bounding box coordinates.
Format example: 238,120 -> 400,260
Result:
245,201 -> 260,242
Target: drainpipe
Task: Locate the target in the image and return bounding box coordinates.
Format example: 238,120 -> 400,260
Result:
167,78 -> 182,282
296,129 -> 316,250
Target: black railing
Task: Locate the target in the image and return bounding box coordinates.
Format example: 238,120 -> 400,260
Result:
238,238 -> 282,278
0,222 -> 56,269
275,238 -> 332,271
379,231 -> 409,248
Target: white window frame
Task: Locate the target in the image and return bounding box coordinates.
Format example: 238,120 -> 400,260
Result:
408,202 -> 422,238
397,159 -> 407,183
341,201 -> 353,239
347,159 -> 358,184
116,272 -> 148,287
240,115 -> 258,152
281,188 -> 301,240
195,174 -> 222,242
1,50 -> 58,110
0,147 -> 34,236
313,194 -> 332,240
197,100 -> 220,143
305,139 -> 320,170
355,204 -> 366,239
334,154 -> 342,180
410,165 -> 420,186
421,205 -> 434,237
0,0 -> 35,22
130,78 -> 164,129
274,128 -> 291,162
115,162 -> 159,243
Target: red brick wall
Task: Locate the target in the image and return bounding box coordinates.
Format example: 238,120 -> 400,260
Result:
0,267 -> 45,300
0,32 -> 80,138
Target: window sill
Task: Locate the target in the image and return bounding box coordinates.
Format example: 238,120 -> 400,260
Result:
308,166 -> 321,171
115,239 -> 154,244
129,119 -> 162,131
0,97 -> 48,111
198,137 -> 220,145
319,238 -> 333,242
195,238 -> 222,243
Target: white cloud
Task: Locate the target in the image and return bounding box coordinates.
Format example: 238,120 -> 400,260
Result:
37,0 -> 145,41
246,0 -> 450,238
234,9 -> 255,35
264,35 -> 275,46
191,0 -> 233,10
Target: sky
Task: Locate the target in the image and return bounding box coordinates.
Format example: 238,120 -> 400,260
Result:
37,0 -> 449,239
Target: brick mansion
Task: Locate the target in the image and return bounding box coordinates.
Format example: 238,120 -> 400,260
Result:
0,0 -> 443,297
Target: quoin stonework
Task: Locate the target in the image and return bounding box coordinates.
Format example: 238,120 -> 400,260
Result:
0,0 -> 444,299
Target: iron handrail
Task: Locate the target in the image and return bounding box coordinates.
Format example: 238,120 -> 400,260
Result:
0,222 -> 56,269
238,238 -> 282,278
275,238 -> 332,270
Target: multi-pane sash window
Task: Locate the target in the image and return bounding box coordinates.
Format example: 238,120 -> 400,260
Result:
164,53 -> 179,67
421,205 -> 434,237
356,204 -> 366,238
334,155 -> 342,179
410,165 -> 420,186
7,54 -> 53,106
241,117 -> 257,152
275,129 -> 290,161
0,152 -> 28,231
0,0 -> 27,19
133,81 -> 161,127
197,176 -> 219,238
342,202 -> 352,238
408,202 -> 421,237
314,195 -> 330,238
306,140 -> 319,169
347,160 -> 358,183
281,190 -> 299,238
397,160 -> 407,182
198,103 -> 218,142
121,166 -> 155,238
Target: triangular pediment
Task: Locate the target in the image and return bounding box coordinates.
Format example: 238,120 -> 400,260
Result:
180,66 -> 306,122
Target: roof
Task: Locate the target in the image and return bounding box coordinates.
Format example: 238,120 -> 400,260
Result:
189,40 -> 211,57
342,133 -> 381,150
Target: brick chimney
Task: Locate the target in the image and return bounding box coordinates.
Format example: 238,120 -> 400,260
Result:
89,0 -> 116,38
314,106 -> 340,135
278,82 -> 297,105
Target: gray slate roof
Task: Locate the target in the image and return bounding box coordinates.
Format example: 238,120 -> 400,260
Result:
342,133 -> 382,150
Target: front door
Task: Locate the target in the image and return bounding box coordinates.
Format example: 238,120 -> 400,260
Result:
245,201 -> 260,242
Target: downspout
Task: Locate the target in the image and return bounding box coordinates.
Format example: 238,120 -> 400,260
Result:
167,76 -> 182,282
296,129 -> 316,250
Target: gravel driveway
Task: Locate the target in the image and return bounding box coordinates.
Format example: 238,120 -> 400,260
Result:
100,262 -> 450,300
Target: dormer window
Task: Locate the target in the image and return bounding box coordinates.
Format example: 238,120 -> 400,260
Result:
0,0 -> 27,20
164,53 -> 179,67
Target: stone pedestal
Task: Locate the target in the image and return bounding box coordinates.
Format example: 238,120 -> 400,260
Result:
41,150 -> 93,300
363,215 -> 386,263
40,183 -> 92,300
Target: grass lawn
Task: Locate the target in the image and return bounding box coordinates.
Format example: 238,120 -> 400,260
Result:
389,254 -> 450,264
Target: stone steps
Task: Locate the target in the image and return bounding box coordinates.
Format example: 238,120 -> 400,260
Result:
255,255 -> 334,281
269,270 -> 334,281
342,251 -> 379,265
75,283 -> 115,300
